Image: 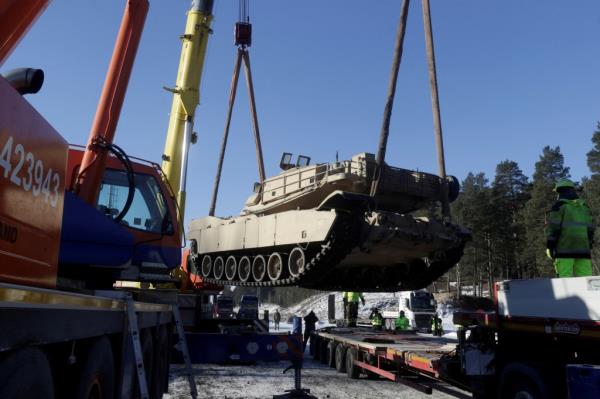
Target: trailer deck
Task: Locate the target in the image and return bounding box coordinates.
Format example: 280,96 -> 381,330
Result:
312,327 -> 467,395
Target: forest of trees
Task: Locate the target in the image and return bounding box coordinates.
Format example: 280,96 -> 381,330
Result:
449,122 -> 600,296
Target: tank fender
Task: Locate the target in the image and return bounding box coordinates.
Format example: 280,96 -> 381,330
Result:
317,190 -> 374,212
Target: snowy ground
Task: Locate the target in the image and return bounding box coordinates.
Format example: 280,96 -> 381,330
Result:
166,292 -> 467,398
165,355 -> 470,399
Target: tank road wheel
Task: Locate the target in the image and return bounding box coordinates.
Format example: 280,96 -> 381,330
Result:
213,257 -> 225,280
225,256 -> 237,281
238,256 -> 252,282
267,252 -> 284,281
288,247 -> 306,278
200,255 -> 212,278
252,255 -> 267,282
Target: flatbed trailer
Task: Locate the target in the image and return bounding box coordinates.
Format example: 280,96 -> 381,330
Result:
310,327 -> 467,395
312,276 -> 600,398
0,283 -> 177,399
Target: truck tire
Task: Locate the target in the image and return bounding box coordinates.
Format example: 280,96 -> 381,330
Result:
133,329 -> 154,399
75,336 -> 115,399
151,325 -> 169,399
319,339 -> 329,364
345,348 -> 360,379
335,344 -> 347,373
326,341 -> 337,368
0,347 -> 54,399
312,336 -> 320,360
499,363 -> 550,399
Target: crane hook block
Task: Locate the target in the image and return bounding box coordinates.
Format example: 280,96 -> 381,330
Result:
235,22 -> 252,47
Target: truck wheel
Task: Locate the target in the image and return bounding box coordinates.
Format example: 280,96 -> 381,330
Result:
319,340 -> 329,364
133,329 -> 154,399
151,326 -> 169,399
345,348 -> 360,379
335,345 -> 347,373
326,341 -> 337,368
499,363 -> 549,399
75,336 -> 115,399
312,336 -> 320,360
0,347 -> 54,399
384,319 -> 392,331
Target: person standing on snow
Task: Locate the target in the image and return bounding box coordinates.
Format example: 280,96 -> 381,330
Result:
274,309 -> 281,331
545,178 -> 595,278
303,310 -> 319,352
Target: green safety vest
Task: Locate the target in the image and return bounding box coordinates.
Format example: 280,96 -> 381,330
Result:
371,313 -> 383,327
546,199 -> 594,258
395,316 -> 409,330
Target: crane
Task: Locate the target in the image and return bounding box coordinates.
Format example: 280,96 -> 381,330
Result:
161,0 -> 214,223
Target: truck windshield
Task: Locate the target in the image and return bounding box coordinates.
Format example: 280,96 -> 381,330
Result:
97,169 -> 172,234
410,295 -> 434,311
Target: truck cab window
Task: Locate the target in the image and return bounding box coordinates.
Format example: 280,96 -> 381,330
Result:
97,169 -> 172,234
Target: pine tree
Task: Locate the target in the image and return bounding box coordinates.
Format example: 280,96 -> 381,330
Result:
522,146 -> 570,277
452,172 -> 494,295
491,160 -> 529,278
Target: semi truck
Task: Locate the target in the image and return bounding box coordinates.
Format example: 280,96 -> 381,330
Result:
381,290 -> 437,332
311,276 -> 600,398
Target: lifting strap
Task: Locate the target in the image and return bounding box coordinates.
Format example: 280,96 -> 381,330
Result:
209,12 -> 265,216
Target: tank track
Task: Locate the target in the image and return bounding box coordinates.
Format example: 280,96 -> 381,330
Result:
191,213 -> 466,292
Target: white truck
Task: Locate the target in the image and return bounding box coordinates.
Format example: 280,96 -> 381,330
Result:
382,290 -> 437,331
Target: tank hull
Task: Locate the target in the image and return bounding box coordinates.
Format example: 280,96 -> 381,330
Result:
188,192 -> 469,292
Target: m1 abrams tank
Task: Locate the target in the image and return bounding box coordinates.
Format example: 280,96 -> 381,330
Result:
188,153 -> 470,292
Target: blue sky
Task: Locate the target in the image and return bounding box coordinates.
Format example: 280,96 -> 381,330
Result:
4,1 -> 600,228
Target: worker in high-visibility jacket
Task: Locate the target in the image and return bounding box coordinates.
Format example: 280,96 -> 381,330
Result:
395,310 -> 410,331
369,308 -> 383,331
343,291 -> 365,327
545,178 -> 595,278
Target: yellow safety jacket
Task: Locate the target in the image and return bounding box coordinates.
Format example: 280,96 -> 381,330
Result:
345,292 -> 362,303
546,198 -> 594,259
371,313 -> 383,327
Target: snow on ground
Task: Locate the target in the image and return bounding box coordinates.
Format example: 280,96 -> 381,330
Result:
166,292 -> 468,398
165,357 -> 470,399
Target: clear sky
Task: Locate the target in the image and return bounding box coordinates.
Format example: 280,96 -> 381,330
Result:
4,1 -> 600,228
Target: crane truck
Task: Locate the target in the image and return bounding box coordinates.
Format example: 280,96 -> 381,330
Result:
0,0 -> 215,398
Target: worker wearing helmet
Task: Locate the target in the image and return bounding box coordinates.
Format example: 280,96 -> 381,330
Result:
344,291 -> 365,327
369,307 -> 383,331
545,179 -> 595,277
395,310 -> 410,331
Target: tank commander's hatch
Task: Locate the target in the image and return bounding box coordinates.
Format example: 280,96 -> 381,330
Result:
280,152 -> 311,171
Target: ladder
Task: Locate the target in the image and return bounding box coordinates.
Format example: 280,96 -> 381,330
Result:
97,290 -> 198,399
172,304 -> 199,399
124,296 -> 150,399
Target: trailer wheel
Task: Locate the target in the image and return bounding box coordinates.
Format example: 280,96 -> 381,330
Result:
319,340 -> 329,364
0,347 -> 54,399
499,363 -> 549,399
326,341 -> 337,368
151,326 -> 169,399
345,348 -> 360,379
335,344 -> 347,373
133,329 -> 154,399
75,336 -> 115,399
